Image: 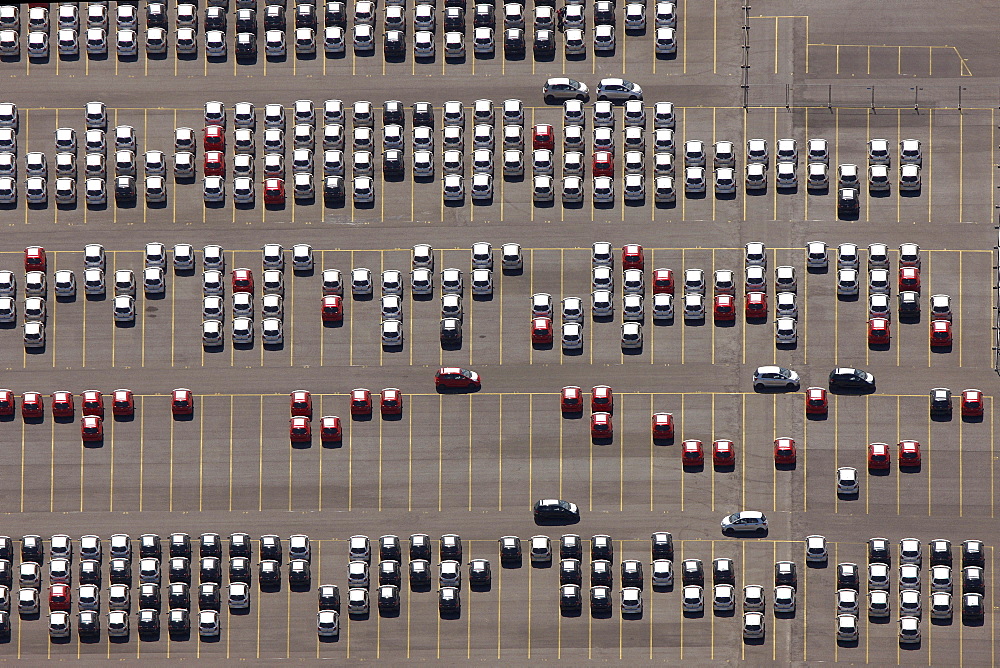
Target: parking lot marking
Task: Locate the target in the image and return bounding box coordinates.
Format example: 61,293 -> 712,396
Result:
258,396 -> 265,512
378,409 -> 384,511
991,398 -> 995,519
438,394 -> 444,512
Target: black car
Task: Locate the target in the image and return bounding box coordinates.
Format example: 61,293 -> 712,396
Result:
594,1 -> 615,25
139,583 -> 161,611
591,534 -> 613,561
385,30 -> 407,57
774,561 -> 797,588
412,102 -> 434,128
79,560 -> 101,585
836,562 -> 859,590
21,535 -> 43,563
963,566 -> 985,594
962,540 -> 985,567
170,533 -> 192,559
438,587 -> 460,611
560,534 -> 582,560
325,1 -> 347,28
560,584 -> 582,611
383,100 -> 405,127
264,5 -> 285,31
236,33 -> 257,57
651,532 -> 674,560
205,7 -> 226,31
168,582 -> 190,610
444,6 -> 465,30
828,367 -> 875,391
867,537 -> 890,564
590,585 -> 612,611
929,539 -> 952,566
503,28 -> 524,55
469,559 -> 491,585
257,560 -> 280,585
383,150 -> 404,177
0,560 -> 11,588
260,535 -> 282,562
440,317 -> 462,342
109,558 -> 132,585
533,499 -> 579,521
289,559 -> 310,585
929,387 -> 952,416
169,557 -> 191,583
378,585 -> 400,612
200,534 -> 222,558
533,29 -> 555,57
137,608 -> 159,633
318,584 -> 341,611
590,559 -> 612,586
324,176 -> 345,204
200,557 -> 222,584
295,4 -> 316,29
229,533 -> 251,559
712,558 -> 735,585
229,557 -> 251,583
440,535 -> 462,562
140,534 -> 162,559
560,559 -> 582,585
167,608 -> 190,633
198,583 -> 220,611
78,610 -> 100,636
115,176 -> 137,203
146,2 -> 167,28
410,534 -> 432,561
681,559 -> 704,586
236,9 -> 256,33
379,535 -> 402,562
621,560 -> 643,586
962,592 -> 985,620
378,560 -> 401,587
838,187 -> 859,214
409,559 -> 431,584
474,3 -> 494,29
499,536 -> 521,562
0,537 -> 12,562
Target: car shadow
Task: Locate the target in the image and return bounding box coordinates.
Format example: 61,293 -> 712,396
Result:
868,468 -> 891,477
534,515 -> 580,526
683,463 -> 704,473
806,412 -> 828,421
828,385 -> 876,396
930,344 -> 952,354
652,436 -> 674,447
622,346 -> 643,355
591,436 -> 614,446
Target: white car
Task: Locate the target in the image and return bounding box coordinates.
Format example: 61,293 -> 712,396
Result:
683,293 -> 705,320
621,321 -> 642,348
622,294 -> 643,320
837,614 -> 859,641
837,269 -> 859,296
776,162 -> 796,187
682,585 -> 704,612
591,290 -> 613,317
775,317 -> 797,344
654,176 -> 676,202
899,139 -> 922,165
443,175 -> 464,201
381,319 -> 403,346
262,317 -> 283,344
655,27 -> 676,53
714,168 -> 736,193
807,163 -> 829,188
562,322 -> 583,349
623,174 -> 645,201
684,167 -> 706,193
899,164 -> 921,190
746,139 -> 768,164
868,138 -> 891,165
868,164 -> 890,190
652,293 -> 673,320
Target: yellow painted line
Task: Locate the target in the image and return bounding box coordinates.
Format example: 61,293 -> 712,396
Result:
168,413 -> 175,511
49,419 -> 56,512
438,394 -> 443,512
258,396 -> 265,511
681,0 -> 687,74
229,397 -> 235,512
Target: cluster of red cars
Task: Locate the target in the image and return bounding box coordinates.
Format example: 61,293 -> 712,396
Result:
866,440 -> 923,469
680,439 -> 737,467
289,388 -> 401,443
1,388 -> 137,442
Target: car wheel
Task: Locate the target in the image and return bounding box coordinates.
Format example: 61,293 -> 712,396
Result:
544,95 -> 555,104
597,95 -> 607,102
753,383 -> 763,392
786,383 -> 795,390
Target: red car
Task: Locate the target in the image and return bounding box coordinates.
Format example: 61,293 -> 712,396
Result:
112,389 -> 134,417
930,320 -> 952,347
81,390 -> 104,417
868,442 -> 890,469
203,151 -> 225,177
350,388 -> 372,415
593,151 -> 614,177
289,417 -> 311,443
591,412 -> 612,438
531,317 -> 553,344
263,178 -> 285,205
204,125 -> 225,151
898,440 -> 921,467
591,385 -> 613,413
714,294 -> 736,321
81,415 -> 103,441
868,317 -> 890,345
51,391 -> 74,417
745,291 -> 767,319
0,389 -> 14,416
899,267 -> 920,292
320,415 -> 343,442
652,269 -> 674,295
24,246 -> 46,272
805,387 -> 828,415
48,584 -> 71,611
532,124 -> 554,150
713,439 -> 736,465
773,437 -> 796,464
322,295 -> 343,322
232,268 -> 254,293
681,439 -> 704,466
171,388 -> 193,415
561,386 -> 583,412
381,388 -> 403,415
621,244 -> 644,270
22,391 -> 43,418
434,367 -> 481,389
962,389 -> 984,417
651,412 -> 674,439
290,390 -> 312,418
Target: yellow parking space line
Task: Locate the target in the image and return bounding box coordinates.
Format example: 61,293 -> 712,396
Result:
109,417 -> 116,511
378,411 -> 384,511
958,251 -> 964,366
168,414 -> 175,511
438,394 -> 444,512
958,111 -> 964,221
258,396 -> 265,511
991,397 -> 995,519
49,420 -> 56,512
230,397 -> 236,512
680,394 -> 686,511
138,399 -> 145,511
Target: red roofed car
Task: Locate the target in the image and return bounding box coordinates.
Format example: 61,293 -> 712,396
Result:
713,439 -> 736,466
930,320 -> 952,347
867,442 -> 890,470
805,387 -> 827,415
561,386 -> 583,413
321,295 -> 343,322
532,124 -> 555,150
591,385 -> 613,413
380,388 -> 403,415
0,389 -> 14,416
621,244 -> 644,270
22,391 -> 44,418
773,437 -> 796,464
24,246 -> 46,272
81,415 -> 103,441
745,291 -> 767,319
171,388 -> 193,415
714,294 -> 735,321
961,389 -> 983,417
203,125 -> 225,152
591,412 -> 612,438
112,389 -> 134,417
232,268 -> 254,294
350,388 -> 372,415
81,390 -> 104,417
898,440 -> 921,467
652,268 -> 674,295
289,416 -> 311,443
868,317 -> 890,345
531,317 -> 553,344
434,367 -> 481,389
682,439 -> 704,466
51,391 -> 74,417
651,412 -> 674,439
320,415 -> 342,442
290,390 -> 312,418
899,267 -> 920,292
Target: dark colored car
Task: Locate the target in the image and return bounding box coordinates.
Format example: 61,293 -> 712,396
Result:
324,176 -> 345,204
167,608 -> 190,633
383,150 -> 404,177
236,33 -> 257,57
325,2 -> 346,28
440,317 -> 462,342
140,534 -> 161,559
229,533 -> 252,559
534,29 -> 555,56
774,561 -> 797,588
929,388 -> 952,417
837,187 -> 859,214
868,537 -> 890,564
561,534 -> 582,560
384,30 -> 405,56
114,176 -> 137,203
533,499 -> 579,521
828,367 -> 875,391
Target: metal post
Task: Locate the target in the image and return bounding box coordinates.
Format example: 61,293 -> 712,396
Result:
913,87 -> 918,111
958,86 -> 963,111
785,83 -> 790,110
870,86 -> 876,112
